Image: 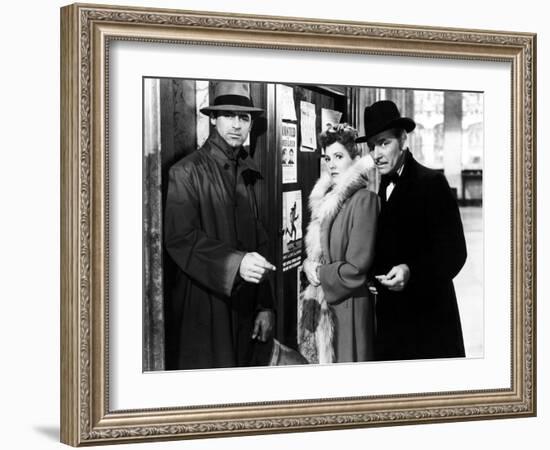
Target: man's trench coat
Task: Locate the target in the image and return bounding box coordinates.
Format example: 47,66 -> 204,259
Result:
164,130 -> 273,370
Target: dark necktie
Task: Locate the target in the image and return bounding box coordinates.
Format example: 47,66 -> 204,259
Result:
380,172 -> 399,203
383,172 -> 400,185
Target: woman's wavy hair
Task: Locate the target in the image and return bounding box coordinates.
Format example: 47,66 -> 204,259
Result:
319,123 -> 361,159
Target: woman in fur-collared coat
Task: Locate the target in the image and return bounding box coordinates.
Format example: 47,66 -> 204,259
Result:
299,124 -> 379,363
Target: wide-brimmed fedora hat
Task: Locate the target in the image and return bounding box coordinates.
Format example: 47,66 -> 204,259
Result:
356,100 -> 416,143
200,81 -> 264,116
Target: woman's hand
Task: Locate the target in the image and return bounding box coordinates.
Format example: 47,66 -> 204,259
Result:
303,259 -> 321,287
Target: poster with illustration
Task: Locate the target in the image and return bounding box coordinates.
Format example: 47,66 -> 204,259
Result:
282,190 -> 303,271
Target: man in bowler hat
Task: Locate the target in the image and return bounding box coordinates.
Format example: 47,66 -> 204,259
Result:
357,100 -> 467,360
164,81 -> 276,369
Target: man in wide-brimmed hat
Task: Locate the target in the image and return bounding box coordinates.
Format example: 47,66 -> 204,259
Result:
358,100 -> 467,361
164,81 -> 276,370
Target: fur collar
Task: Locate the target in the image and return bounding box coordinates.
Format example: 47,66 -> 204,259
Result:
305,155 -> 375,263
309,155 -> 375,223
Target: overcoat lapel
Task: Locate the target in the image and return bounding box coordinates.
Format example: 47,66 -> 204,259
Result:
383,179 -> 406,214
379,150 -> 415,213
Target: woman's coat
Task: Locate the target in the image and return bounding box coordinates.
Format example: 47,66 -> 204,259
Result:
299,156 -> 379,363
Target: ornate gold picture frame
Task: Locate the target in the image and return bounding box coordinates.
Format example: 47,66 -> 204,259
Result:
60,2 -> 536,446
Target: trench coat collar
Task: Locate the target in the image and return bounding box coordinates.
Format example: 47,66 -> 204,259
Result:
207,129 -> 262,177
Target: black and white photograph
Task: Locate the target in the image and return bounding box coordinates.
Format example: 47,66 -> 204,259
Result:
142,78 -> 483,372
54,2 -> 538,447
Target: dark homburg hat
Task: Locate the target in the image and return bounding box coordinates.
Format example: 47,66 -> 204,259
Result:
200,81 -> 264,116
355,100 -> 416,143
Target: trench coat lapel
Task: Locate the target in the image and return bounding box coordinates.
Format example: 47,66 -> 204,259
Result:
205,136 -> 237,207
206,131 -> 262,210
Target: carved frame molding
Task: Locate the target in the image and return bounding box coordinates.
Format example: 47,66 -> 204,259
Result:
61,3 -> 536,446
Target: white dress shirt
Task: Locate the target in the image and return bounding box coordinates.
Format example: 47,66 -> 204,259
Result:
386,164 -> 404,200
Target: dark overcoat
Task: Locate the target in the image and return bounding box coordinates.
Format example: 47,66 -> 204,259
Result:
373,150 -> 467,360
164,130 -> 273,370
